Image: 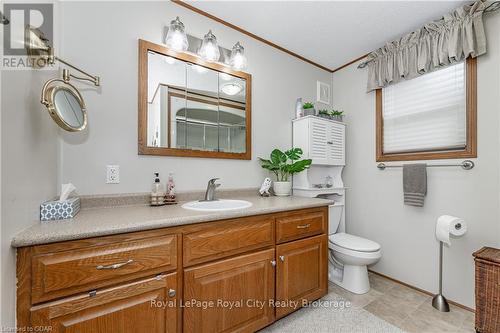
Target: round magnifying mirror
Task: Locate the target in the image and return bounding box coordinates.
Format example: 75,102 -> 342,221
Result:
46,85 -> 87,132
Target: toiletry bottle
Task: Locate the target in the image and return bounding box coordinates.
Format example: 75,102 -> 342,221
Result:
295,98 -> 304,119
151,172 -> 165,206
165,172 -> 176,204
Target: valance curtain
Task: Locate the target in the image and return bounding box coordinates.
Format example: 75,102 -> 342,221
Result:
364,0 -> 498,92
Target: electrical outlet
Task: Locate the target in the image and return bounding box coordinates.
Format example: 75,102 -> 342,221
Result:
106,165 -> 120,184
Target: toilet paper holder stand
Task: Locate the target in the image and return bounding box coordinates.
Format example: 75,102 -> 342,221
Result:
432,241 -> 450,312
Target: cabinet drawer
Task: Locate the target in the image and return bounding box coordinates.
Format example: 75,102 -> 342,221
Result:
276,210 -> 326,243
183,216 -> 274,266
32,234 -> 177,303
31,273 -> 179,333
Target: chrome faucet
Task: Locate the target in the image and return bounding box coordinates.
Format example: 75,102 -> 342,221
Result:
203,178 -> 221,201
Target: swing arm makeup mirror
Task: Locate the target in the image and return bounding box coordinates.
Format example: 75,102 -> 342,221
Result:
25,26 -> 101,132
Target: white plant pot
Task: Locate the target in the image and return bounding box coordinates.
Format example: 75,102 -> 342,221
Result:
273,181 -> 292,196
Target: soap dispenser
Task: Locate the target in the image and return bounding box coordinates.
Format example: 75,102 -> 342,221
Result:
165,172 -> 177,204
151,172 -> 165,206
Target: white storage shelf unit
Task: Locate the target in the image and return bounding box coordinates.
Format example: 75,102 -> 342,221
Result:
293,116 -> 346,230
293,116 -> 346,165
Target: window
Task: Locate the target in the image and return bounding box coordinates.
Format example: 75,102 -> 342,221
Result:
376,57 -> 477,161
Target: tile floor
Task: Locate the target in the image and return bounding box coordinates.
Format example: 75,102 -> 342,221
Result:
328,272 -> 475,333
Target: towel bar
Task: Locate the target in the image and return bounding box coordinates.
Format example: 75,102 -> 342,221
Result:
377,160 -> 474,170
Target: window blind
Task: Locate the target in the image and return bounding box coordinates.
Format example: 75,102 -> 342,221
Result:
382,62 -> 466,154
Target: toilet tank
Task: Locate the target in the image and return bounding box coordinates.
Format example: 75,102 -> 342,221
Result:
328,204 -> 344,235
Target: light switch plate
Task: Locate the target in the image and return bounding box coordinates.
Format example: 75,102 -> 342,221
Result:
106,165 -> 120,184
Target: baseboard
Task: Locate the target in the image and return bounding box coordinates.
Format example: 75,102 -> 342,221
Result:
368,270 -> 475,313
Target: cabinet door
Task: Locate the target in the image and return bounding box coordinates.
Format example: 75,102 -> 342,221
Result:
309,118 -> 330,164
276,235 -> 328,318
327,122 -> 345,165
184,249 -> 275,333
309,118 -> 346,165
31,273 -> 179,333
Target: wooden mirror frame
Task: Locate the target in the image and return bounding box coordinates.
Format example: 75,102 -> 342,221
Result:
138,39 -> 252,160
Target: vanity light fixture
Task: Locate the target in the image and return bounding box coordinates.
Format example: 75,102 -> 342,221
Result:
220,83 -> 243,96
163,21 -> 248,71
229,42 -> 247,70
198,30 -> 220,62
165,16 -> 188,52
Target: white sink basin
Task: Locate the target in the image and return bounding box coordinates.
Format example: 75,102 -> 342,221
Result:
182,199 -> 253,212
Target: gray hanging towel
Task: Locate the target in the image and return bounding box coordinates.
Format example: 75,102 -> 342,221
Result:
403,164 -> 427,207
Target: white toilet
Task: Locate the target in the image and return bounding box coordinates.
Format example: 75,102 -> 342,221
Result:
328,204 -> 382,294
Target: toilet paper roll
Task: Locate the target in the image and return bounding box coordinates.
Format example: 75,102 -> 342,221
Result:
436,215 -> 467,245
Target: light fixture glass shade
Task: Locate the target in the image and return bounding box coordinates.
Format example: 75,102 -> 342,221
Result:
198,30 -> 220,62
229,42 -> 247,70
165,16 -> 188,52
220,83 -> 242,96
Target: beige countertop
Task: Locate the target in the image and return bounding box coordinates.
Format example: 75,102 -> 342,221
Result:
11,194 -> 333,248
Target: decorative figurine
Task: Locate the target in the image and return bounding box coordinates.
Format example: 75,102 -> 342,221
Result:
259,178 -> 272,197
326,175 -> 334,188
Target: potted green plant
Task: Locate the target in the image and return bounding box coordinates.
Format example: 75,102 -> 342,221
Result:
259,148 -> 312,196
318,109 -> 331,119
317,109 -> 344,121
331,110 -> 344,122
302,102 -> 316,116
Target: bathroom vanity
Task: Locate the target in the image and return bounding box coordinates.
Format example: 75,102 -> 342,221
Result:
13,196 -> 330,333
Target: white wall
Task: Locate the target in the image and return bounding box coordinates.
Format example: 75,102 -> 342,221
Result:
58,1 -> 331,195
331,14 -> 500,308
1,69 -> 60,327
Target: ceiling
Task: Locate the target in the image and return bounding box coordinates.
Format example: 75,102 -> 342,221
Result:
183,1 -> 467,71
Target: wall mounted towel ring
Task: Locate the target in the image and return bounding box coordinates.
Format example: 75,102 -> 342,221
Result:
25,26 -> 101,132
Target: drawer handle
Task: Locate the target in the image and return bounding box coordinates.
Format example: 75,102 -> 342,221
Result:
270,260 -> 277,267
96,259 -> 133,270
327,141 -> 334,145
297,224 -> 311,229
168,289 -> 176,297
279,255 -> 285,262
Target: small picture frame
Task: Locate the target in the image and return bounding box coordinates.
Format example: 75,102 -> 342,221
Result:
317,81 -> 331,104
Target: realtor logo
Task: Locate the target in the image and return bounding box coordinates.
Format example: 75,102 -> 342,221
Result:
2,3 -> 53,57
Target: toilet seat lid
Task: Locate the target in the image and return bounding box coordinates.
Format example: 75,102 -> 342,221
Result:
329,233 -> 381,252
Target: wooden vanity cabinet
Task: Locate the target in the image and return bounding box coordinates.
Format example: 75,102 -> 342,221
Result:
17,207 -> 328,333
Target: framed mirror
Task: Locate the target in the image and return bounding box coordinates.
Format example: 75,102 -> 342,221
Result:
138,39 -> 252,159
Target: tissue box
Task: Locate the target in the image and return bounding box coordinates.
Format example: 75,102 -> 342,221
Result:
40,197 -> 81,221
